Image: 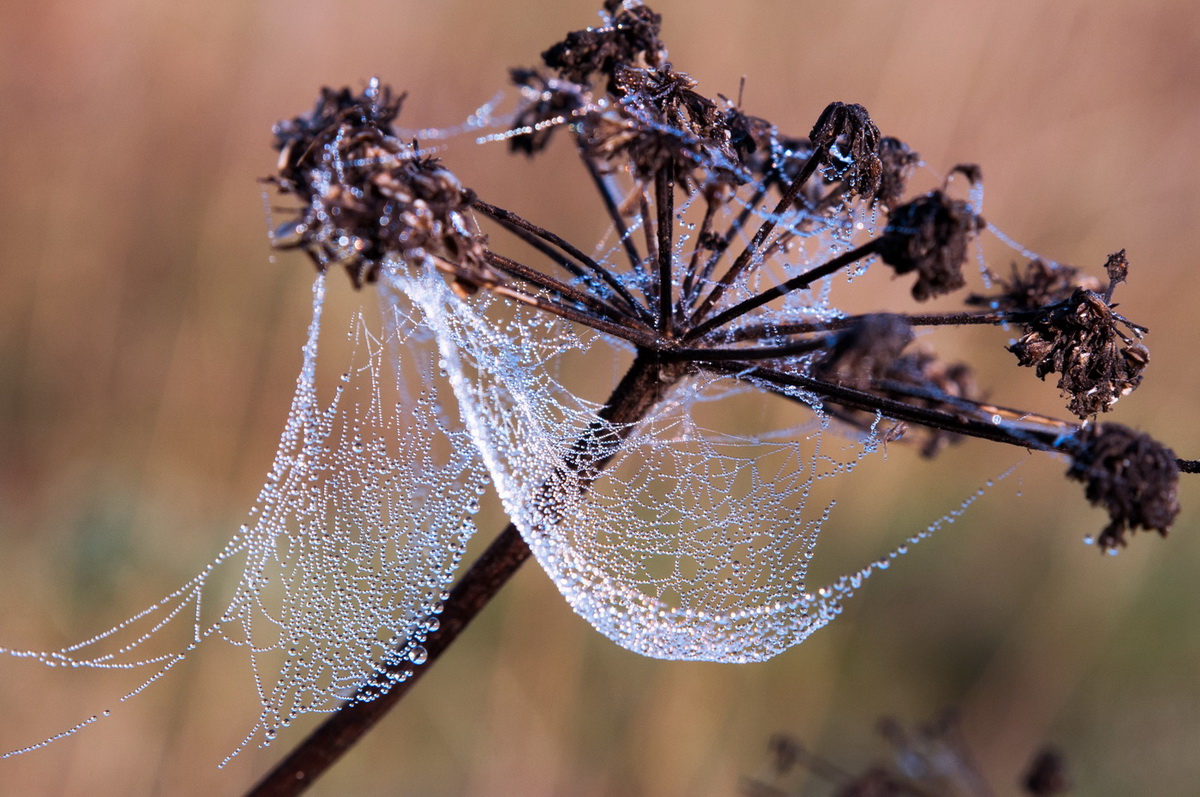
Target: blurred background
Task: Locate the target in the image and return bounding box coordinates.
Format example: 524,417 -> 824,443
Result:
1,0 -> 1199,794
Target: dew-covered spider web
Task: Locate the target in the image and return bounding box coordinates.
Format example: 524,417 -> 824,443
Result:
1,274 -> 488,760
1,90 -> 1036,759
397,217 -> 998,663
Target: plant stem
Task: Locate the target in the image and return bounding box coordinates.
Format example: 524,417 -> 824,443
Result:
684,240 -> 878,342
247,352 -> 683,795
690,142 -> 829,322
655,160 -> 676,335
470,197 -> 650,321
578,148 -> 643,271
245,522 -> 530,797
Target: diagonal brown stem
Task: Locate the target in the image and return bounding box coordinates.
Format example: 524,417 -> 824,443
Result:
246,352 -> 683,795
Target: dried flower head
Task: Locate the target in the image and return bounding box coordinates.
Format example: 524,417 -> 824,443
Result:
596,61 -> 743,181
540,2 -> 665,92
967,258 -> 1100,313
1024,748 -> 1072,796
1009,283 -> 1149,418
884,349 -> 977,457
269,79 -> 490,290
875,135 -> 920,210
811,313 -> 914,390
877,190 -> 984,301
808,101 -> 883,198
508,68 -> 590,156
1066,423 -> 1180,551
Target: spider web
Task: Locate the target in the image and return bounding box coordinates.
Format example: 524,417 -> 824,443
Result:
398,237 -> 970,664
0,88 -> 1020,758
2,274 -> 487,759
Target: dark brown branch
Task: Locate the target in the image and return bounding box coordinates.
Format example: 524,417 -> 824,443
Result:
703,360 -> 1071,453
427,256 -> 661,348
678,192 -> 719,312
660,337 -> 826,362
655,160 -> 676,334
730,309 -> 1025,342
684,239 -> 878,342
248,353 -> 685,795
691,184 -> 767,307
245,522 -> 532,797
690,142 -> 830,322
483,250 -> 635,327
471,196 -> 651,322
578,148 -> 643,271
638,186 -> 658,306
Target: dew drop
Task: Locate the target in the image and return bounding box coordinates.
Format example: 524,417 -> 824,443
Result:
408,646 -> 428,666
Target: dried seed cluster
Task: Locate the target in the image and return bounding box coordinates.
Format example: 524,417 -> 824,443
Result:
266,1 -> 1189,550
1009,285 -> 1149,418
270,80 -> 489,289
1066,423 -> 1180,550
876,190 -> 984,301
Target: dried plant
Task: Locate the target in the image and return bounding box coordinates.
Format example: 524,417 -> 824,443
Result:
743,713 -> 1071,797
1,3 -> 1195,794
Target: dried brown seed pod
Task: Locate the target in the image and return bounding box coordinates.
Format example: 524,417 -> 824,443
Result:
876,191 -> 983,301
809,101 -> 883,198
1009,287 -> 1148,418
1066,423 -> 1180,551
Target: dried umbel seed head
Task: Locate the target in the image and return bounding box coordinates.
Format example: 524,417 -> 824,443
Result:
598,62 -> 744,182
269,80 -> 488,289
1103,248 -> 1129,299
809,101 -> 883,198
880,348 -> 977,457
541,2 -> 665,92
812,313 -> 914,390
810,315 -> 975,457
1024,748 -> 1072,797
273,82 -> 404,172
875,136 -> 920,210
967,258 -> 1100,314
1009,285 -> 1149,418
876,191 -> 984,301
721,102 -> 773,166
1066,423 -> 1180,551
508,68 -> 591,156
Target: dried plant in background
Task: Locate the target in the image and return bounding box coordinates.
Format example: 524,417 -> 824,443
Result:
1,2 -> 1194,794
743,713 -> 1071,797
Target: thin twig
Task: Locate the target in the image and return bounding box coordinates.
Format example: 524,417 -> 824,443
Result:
655,160 -> 676,334
578,148 -> 643,271
471,197 -> 650,322
690,142 -> 829,322
247,353 -> 683,795
684,239 -> 878,342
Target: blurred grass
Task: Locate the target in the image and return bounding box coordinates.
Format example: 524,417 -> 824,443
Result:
1,0 -> 1199,794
